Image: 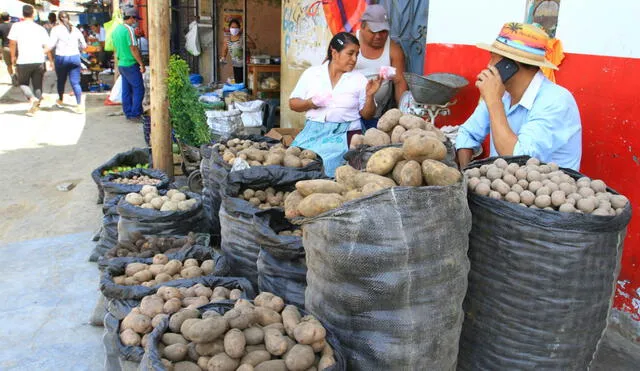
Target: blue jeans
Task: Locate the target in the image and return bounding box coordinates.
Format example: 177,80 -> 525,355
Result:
118,64 -> 144,118
55,55 -> 82,104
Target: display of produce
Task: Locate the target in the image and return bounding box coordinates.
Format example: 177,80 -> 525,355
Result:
104,232 -> 198,259
350,109 -> 447,149
111,174 -> 162,185
214,139 -> 318,167
466,157 -> 629,215
236,187 -> 291,210
124,186 -> 198,212
112,253 -> 219,287
150,292 -> 336,371
286,145 -> 461,218
102,163 -> 150,176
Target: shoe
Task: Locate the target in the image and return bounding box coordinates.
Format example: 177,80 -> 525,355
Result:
126,116 -> 143,123
73,105 -> 85,114
25,101 -> 40,117
55,99 -> 64,108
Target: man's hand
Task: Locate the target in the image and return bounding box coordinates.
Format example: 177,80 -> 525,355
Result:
366,76 -> 382,98
46,60 -> 54,71
476,65 -> 504,104
139,65 -> 146,73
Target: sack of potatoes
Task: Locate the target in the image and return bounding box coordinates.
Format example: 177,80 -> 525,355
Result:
124,186 -> 198,212
349,109 -> 447,149
285,141 -> 462,218
237,187 -> 292,211
104,232 -> 201,259
214,138 -> 319,168
118,283 -> 248,350
142,292 -> 342,371
466,157 -> 629,215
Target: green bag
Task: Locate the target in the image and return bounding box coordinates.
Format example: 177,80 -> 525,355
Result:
103,9 -> 123,52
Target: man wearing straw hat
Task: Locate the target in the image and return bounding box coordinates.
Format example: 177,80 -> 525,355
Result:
456,22 -> 582,170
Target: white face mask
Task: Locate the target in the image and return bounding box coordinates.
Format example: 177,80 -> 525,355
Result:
230,27 -> 240,36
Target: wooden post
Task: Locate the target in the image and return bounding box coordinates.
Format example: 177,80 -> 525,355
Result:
148,0 -> 173,178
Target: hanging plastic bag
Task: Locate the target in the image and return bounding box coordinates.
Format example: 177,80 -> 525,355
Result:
108,75 -> 122,104
104,9 -> 123,52
185,21 -> 201,56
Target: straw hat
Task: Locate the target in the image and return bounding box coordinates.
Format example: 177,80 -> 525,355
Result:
477,22 -> 558,70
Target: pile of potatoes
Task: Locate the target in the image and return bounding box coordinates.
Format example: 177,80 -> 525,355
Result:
278,229 -> 302,237
125,186 -> 197,212
119,284 -> 244,349
237,187 -> 291,210
214,139 -> 318,168
111,175 -> 162,185
152,292 -> 336,371
105,232 -> 197,259
285,142 -> 461,218
466,157 -> 629,215
350,109 -> 447,149
113,253 -> 218,287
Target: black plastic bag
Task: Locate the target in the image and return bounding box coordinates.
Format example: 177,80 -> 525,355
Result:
255,209 -> 306,307
98,233 -> 211,266
301,184 -> 471,370
140,302 -> 347,371
90,195 -> 123,262
199,144 -> 216,245
100,245 -> 230,300
92,147 -> 151,204
219,166 -> 324,288
117,191 -> 207,245
101,168 -> 171,204
104,312 -> 145,363
457,156 -> 632,370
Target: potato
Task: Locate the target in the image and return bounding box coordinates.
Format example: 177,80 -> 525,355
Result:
300,150 -> 317,160
504,191 -> 520,204
163,260 -> 183,276
152,313 -> 169,328
255,307 -> 283,326
263,322 -> 286,334
126,193 -> 144,206
503,173 -> 517,186
183,296 -> 209,309
295,180 -> 346,197
281,305 -> 302,338
143,192 -> 156,204
243,326 -> 265,345
235,299 -> 255,309
207,353 -> 239,371
224,308 -> 255,329
297,193 -> 344,218
559,203 -> 576,213
474,182 -> 490,196
199,260 -> 215,276
264,152 -> 285,166
611,195 -> 629,209
577,198 -> 596,213
353,172 -> 397,189
390,125 -> 406,143
125,262 -> 148,277
120,328 -> 141,346
391,160 -> 409,184
535,195 -> 552,208
246,344 -> 267,353
318,355 -> 337,370
550,190 -> 566,207
163,343 -> 188,362
349,134 -> 364,149
399,128 -> 438,143
343,189 -> 364,201
536,186 -> 551,197
363,128 -> 391,146
398,114 -> 426,130
140,185 -> 158,196
122,312 -> 152,334
396,159 -> 423,187
589,179 -> 606,193
182,317 -> 229,343
286,146 -> 302,156
237,365 -> 254,371
133,269 -> 153,283
254,360 -> 287,371
173,361 -> 201,371
489,191 -> 502,200
161,298 -> 181,314
366,147 -> 404,175
284,191 -> 304,219
403,136 -> 446,162
421,160 -> 461,186
491,179 -> 510,196
241,350 -> 271,367
264,328 -> 289,356
140,295 -> 165,317
293,316 -> 326,345
163,333 -> 189,346
196,340 -> 225,358
180,266 -> 203,279
283,155 -> 303,168
377,108 -> 403,131
285,344 -> 315,371
161,200 -> 179,212
334,165 -> 360,190
169,308 -> 200,333
255,292 -> 286,312
155,273 -> 173,284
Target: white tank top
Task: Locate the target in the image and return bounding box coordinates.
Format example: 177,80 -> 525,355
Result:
354,29 -> 391,76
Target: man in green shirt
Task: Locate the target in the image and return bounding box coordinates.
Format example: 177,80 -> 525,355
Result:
112,8 -> 145,121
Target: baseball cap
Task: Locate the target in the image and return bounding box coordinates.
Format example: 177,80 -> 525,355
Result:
361,5 -> 390,32
123,8 -> 142,20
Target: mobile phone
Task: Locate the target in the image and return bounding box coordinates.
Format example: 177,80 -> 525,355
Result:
494,58 -> 519,83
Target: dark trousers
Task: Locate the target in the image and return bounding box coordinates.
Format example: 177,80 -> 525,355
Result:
17,63 -> 44,100
119,64 -> 144,119
233,66 -> 244,83
55,55 -> 82,104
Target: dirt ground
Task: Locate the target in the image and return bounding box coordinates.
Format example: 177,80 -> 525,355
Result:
0,67 -> 145,244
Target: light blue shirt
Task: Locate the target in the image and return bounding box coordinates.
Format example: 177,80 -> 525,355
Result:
456,72 -> 582,170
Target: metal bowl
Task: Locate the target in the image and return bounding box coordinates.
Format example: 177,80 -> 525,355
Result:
404,72 -> 468,105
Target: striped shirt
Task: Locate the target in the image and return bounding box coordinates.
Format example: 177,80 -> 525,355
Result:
112,23 -> 138,67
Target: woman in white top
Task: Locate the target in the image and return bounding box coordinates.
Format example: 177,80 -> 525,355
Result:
289,32 -> 381,176
49,11 -> 86,113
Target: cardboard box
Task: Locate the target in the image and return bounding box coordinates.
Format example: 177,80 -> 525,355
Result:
265,128 -> 301,147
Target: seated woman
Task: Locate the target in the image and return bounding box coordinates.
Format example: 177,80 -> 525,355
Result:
289,32 -> 381,177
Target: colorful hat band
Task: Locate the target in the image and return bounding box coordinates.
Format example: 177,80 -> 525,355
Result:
496,36 -> 546,56
491,39 -> 547,63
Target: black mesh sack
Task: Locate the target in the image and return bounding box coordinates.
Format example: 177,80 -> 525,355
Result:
457,156 -> 633,370
255,209 -> 306,307
90,195 -> 123,262
91,147 -> 151,204
101,168 -> 171,204
301,183 -> 471,370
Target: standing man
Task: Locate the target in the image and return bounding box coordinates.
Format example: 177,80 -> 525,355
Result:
0,12 -> 17,86
8,5 -> 52,116
354,4 -> 408,129
455,23 -> 582,170
44,13 -> 57,34
112,8 -> 145,121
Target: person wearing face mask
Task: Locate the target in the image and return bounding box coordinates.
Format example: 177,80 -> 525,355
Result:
219,19 -> 256,83
289,32 -> 382,176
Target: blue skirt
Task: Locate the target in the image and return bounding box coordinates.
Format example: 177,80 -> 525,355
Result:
291,120 -> 353,177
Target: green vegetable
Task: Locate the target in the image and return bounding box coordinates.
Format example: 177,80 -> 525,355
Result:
168,55 -> 211,146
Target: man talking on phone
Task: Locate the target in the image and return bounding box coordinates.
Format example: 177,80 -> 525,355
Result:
456,22 -> 582,170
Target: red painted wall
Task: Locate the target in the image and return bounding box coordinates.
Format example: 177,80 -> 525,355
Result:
426,43 -> 640,318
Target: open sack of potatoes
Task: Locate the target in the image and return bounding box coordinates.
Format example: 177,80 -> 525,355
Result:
139,292 -> 345,371
213,138 -> 322,170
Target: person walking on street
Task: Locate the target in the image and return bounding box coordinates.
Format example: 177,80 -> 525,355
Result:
49,11 -> 86,114
8,5 -> 53,116
0,13 -> 17,86
44,13 -> 57,34
112,8 -> 145,121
